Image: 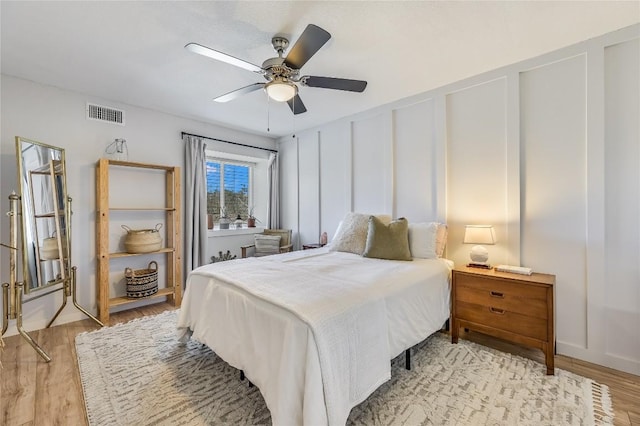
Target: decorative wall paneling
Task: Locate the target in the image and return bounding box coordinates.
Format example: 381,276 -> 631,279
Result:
279,24 -> 640,374
603,38 -> 640,371
278,137 -> 300,249
298,132 -> 321,248
393,99 -> 438,223
519,54 -> 588,355
319,121 -> 351,242
445,78 -> 509,267
351,113 -> 393,216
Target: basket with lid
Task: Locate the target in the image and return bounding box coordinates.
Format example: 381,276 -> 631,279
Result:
122,223 -> 162,253
124,261 -> 158,298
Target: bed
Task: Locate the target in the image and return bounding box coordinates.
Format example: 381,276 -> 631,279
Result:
177,242 -> 452,425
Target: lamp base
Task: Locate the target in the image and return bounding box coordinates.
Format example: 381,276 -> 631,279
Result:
467,262 -> 492,269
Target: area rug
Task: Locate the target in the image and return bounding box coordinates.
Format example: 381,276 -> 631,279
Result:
76,310 -> 613,425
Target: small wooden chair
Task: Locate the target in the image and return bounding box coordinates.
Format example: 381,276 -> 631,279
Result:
241,229 -> 294,258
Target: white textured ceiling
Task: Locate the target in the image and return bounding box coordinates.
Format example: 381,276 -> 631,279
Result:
1,1 -> 638,138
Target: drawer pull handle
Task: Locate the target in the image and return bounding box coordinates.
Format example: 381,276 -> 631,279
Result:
489,307 -> 505,315
490,291 -> 504,298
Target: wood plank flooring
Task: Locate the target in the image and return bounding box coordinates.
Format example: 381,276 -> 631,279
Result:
1,302 -> 638,425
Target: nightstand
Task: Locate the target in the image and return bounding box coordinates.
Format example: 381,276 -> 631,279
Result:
302,243 -> 326,250
451,265 -> 556,375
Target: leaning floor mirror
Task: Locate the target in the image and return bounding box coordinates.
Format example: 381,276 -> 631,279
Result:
1,136 -> 102,362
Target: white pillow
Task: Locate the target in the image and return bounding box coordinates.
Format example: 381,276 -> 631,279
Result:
408,222 -> 438,259
330,212 -> 392,255
331,221 -> 343,244
435,223 -> 448,257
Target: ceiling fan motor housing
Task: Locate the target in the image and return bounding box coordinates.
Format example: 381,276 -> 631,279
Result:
262,58 -> 299,82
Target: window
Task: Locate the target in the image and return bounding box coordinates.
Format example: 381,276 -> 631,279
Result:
206,158 -> 252,221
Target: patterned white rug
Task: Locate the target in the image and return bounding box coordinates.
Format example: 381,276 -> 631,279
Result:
76,310 -> 613,425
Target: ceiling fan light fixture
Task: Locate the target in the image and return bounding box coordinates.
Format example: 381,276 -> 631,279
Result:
265,79 -> 297,102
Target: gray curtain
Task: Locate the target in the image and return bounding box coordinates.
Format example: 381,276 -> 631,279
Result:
267,152 -> 280,229
184,134 -> 208,273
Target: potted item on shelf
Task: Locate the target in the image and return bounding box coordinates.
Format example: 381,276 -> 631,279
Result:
121,223 -> 162,253
247,206 -> 259,228
218,207 -> 230,229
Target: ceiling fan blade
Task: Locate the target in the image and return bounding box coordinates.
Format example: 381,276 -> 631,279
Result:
303,76 -> 367,92
185,43 -> 263,74
284,24 -> 331,70
287,94 -> 307,115
214,83 -> 265,103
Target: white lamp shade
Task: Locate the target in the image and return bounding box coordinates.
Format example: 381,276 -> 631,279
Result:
463,225 -> 496,245
265,80 -> 297,102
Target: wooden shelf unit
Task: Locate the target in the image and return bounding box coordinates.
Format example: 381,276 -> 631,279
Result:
96,158 -> 182,324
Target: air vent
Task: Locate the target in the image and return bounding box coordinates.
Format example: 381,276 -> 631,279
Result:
86,103 -> 125,126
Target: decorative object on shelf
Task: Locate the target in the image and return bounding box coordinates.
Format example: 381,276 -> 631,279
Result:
234,214 -> 244,229
463,225 -> 496,268
41,232 -> 67,260
320,231 -> 328,245
207,214 -> 214,230
211,250 -> 237,263
124,261 -> 159,298
247,206 -> 260,228
104,138 -> 128,161
122,223 -> 163,253
219,207 -> 230,229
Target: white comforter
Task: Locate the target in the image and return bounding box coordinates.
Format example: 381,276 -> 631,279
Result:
177,248 -> 451,426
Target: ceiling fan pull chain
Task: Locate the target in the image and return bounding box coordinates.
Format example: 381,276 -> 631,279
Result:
291,96 -> 296,138
267,94 -> 270,133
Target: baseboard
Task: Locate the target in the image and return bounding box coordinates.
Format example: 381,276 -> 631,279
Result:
557,341 -> 640,376
2,296 -> 167,338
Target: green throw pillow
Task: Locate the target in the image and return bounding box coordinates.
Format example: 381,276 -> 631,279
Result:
363,216 -> 412,261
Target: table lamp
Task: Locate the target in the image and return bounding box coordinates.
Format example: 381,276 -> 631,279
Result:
463,225 -> 496,268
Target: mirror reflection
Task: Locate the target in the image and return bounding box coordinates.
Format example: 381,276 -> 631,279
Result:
16,137 -> 70,293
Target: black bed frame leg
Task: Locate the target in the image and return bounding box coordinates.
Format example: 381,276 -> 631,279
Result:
240,370 -> 254,387
405,348 -> 411,370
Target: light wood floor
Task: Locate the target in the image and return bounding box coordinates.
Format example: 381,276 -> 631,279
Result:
1,302 -> 639,425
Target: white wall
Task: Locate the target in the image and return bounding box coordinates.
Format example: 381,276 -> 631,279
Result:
279,24 -> 640,375
0,75 -> 276,335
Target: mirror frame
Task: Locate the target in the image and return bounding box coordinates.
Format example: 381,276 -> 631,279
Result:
15,136 -> 71,293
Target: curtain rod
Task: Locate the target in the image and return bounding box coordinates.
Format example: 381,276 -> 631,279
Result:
181,131 -> 278,154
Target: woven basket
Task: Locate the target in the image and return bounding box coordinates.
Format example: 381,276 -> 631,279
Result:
122,223 -> 162,254
124,261 -> 158,298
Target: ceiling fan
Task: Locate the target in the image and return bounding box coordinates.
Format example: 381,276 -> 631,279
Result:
185,24 -> 367,115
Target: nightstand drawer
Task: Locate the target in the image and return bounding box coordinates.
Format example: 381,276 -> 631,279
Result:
457,301 -> 547,341
456,283 -> 548,319
456,273 -> 547,299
